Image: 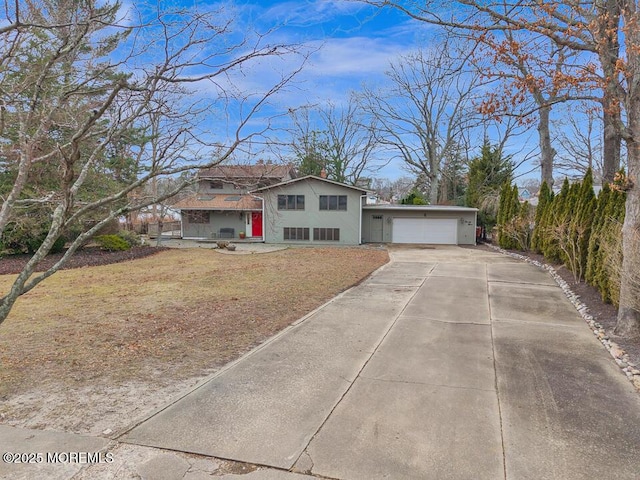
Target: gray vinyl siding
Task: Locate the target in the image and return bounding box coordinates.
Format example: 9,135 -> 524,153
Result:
258,178 -> 365,245
182,210 -> 246,239
361,208 -> 477,245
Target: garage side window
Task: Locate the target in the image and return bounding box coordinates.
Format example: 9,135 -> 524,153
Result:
319,195 -> 347,211
278,195 -> 305,210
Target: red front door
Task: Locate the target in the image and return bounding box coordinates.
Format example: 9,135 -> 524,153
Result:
251,212 -> 263,237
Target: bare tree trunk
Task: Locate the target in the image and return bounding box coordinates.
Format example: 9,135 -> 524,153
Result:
429,170 -> 439,204
0,151 -> 31,234
538,105 -> 555,187
438,175 -> 449,204
602,108 -> 621,183
155,216 -> 164,247
614,0 -> 640,338
599,0 -> 622,184
614,105 -> 640,337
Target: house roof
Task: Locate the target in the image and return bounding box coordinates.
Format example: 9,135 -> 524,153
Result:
250,175 -> 370,194
173,193 -> 262,211
198,163 -> 295,180
363,205 -> 478,212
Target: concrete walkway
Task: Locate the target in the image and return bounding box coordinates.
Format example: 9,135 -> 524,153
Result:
3,246 -> 639,479
119,246 -> 640,479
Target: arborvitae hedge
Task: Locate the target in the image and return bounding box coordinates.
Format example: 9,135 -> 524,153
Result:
541,178 -> 570,262
530,181 -> 553,253
588,179 -> 626,304
571,168 -> 596,274
497,184 -> 532,250
497,183 -> 518,249
585,183 -> 610,285
524,170 -> 626,305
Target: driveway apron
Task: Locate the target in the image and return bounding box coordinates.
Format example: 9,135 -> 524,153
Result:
121,246 -> 640,480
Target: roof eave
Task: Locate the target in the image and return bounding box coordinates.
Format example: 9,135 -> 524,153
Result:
250,175 -> 370,194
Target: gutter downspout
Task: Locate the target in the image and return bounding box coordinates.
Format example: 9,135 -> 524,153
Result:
475,210 -> 479,245
359,194 -> 367,245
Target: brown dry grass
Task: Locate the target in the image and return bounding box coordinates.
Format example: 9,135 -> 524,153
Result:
0,247 -> 388,409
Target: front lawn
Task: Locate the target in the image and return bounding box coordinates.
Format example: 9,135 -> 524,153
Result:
0,246 -> 388,434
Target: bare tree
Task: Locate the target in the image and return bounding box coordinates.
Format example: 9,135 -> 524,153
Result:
360,0 -> 623,183
363,0 -> 640,336
370,176 -> 414,203
321,99 -> 382,185
474,30 -> 592,187
0,0 -> 304,325
358,38 -> 480,204
554,105 -> 605,182
287,97 -> 382,185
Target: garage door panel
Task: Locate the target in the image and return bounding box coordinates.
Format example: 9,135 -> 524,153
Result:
392,218 -> 457,244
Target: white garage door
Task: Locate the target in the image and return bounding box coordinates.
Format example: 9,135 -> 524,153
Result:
392,217 -> 458,244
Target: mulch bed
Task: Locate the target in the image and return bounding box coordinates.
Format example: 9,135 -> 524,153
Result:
0,246 -> 167,276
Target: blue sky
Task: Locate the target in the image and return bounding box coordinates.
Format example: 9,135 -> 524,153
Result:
125,0 -> 541,181
238,0 -> 430,107
226,0 -> 457,179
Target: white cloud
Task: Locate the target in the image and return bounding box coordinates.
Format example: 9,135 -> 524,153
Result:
187,31 -> 422,113
306,36 -> 408,76
260,0 -> 369,28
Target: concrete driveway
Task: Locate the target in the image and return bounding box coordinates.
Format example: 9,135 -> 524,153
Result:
121,246 -> 640,479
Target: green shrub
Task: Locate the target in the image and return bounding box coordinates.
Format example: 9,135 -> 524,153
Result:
116,230 -> 141,247
0,221 -> 66,254
94,234 -> 131,251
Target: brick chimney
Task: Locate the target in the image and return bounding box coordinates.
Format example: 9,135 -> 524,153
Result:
320,168 -> 327,179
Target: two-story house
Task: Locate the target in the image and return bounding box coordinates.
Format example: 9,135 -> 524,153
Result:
252,175 -> 370,245
175,163 -> 479,245
174,163 -> 296,240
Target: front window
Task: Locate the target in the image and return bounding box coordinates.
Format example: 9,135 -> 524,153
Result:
278,194 -> 305,210
319,195 -> 347,211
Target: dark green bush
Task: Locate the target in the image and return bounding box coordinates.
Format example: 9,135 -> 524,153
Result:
0,221 -> 66,254
116,229 -> 141,247
94,234 -> 131,251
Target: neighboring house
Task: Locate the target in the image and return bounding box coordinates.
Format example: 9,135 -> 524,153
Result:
519,188 -> 532,201
175,165 -> 478,245
174,164 -> 295,240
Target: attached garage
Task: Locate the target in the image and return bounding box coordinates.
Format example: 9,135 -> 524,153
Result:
361,205 -> 478,245
392,217 -> 458,244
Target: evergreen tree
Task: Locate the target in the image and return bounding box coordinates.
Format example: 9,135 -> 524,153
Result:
572,168 -> 596,273
295,131 -> 327,177
543,178 -> 570,262
497,183 -> 521,249
585,183 -> 610,284
401,188 -> 428,205
465,141 -> 513,231
530,181 -> 552,253
496,182 -> 510,246
602,184 -> 627,305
